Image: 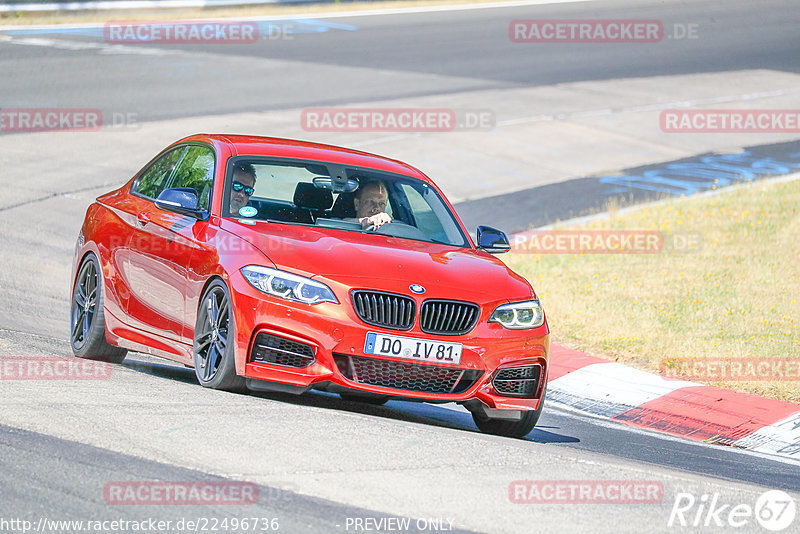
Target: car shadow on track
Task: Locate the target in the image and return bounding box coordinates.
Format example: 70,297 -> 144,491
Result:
120,356 -> 199,384
120,354 -> 579,443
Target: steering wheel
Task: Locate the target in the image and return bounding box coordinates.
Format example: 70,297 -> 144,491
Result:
373,222 -> 429,240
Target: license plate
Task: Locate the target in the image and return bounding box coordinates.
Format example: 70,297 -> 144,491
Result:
364,332 -> 462,365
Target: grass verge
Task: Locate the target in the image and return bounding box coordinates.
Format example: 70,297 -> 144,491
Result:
505,175 -> 800,402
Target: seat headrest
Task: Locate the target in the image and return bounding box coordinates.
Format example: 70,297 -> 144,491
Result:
330,192 -> 356,219
293,182 -> 333,211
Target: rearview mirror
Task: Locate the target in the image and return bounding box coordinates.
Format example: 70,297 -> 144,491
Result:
313,176 -> 359,193
155,188 -> 208,220
477,225 -> 510,253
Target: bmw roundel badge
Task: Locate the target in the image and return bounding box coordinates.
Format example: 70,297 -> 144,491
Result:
409,284 -> 425,294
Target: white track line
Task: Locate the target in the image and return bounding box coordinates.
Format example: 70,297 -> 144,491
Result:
532,171 -> 800,231
497,89 -> 800,126
0,0 -> 591,27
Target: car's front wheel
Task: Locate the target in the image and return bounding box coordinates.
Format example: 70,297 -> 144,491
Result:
70,253 -> 127,363
193,280 -> 246,392
471,385 -> 546,439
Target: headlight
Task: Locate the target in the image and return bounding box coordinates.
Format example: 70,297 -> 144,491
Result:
489,300 -> 545,329
241,266 -> 338,305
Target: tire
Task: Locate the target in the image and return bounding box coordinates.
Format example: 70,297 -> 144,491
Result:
471,383 -> 546,439
69,253 -> 127,363
193,280 -> 246,392
339,393 -> 389,406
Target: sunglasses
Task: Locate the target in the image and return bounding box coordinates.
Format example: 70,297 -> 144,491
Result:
232,181 -> 255,196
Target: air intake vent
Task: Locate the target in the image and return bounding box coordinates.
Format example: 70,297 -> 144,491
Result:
420,300 -> 480,335
351,291 -> 415,330
250,333 -> 315,368
492,365 -> 541,398
334,354 -> 483,394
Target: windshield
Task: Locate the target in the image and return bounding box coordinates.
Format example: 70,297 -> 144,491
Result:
222,158 -> 470,248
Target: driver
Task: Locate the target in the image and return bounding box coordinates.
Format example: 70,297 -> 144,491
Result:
229,163 -> 257,215
353,180 -> 392,230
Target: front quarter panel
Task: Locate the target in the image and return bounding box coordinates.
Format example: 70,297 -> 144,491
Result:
186,218 -> 277,375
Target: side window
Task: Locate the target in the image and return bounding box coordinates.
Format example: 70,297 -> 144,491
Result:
133,147 -> 184,200
168,145 -> 215,211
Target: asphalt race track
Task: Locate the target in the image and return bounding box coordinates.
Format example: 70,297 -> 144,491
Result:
1,1 -> 799,533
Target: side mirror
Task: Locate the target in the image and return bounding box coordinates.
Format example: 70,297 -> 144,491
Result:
477,225 -> 510,254
155,188 -> 208,220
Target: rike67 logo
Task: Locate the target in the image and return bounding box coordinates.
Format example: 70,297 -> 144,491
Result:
668,490 -> 796,531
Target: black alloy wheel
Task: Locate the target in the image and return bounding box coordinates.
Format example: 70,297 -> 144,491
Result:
193,280 -> 246,392
69,253 -> 127,363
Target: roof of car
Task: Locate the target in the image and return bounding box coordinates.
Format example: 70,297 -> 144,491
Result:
177,134 -> 430,181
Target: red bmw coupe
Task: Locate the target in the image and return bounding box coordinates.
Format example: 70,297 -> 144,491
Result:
70,134 -> 549,437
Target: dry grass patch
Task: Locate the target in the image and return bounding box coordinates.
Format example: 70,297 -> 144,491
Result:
505,177 -> 800,402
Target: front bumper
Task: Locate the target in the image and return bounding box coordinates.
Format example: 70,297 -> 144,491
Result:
229,273 -> 549,411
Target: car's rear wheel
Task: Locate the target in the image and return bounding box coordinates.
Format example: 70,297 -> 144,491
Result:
193,280 -> 246,392
70,253 -> 127,363
471,385 -> 546,439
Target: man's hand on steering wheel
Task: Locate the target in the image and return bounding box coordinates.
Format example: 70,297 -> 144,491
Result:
359,212 -> 392,231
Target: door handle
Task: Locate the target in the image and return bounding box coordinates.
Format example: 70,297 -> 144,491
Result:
136,212 -> 150,226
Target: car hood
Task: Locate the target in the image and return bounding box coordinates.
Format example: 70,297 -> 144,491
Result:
221,220 -> 533,301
